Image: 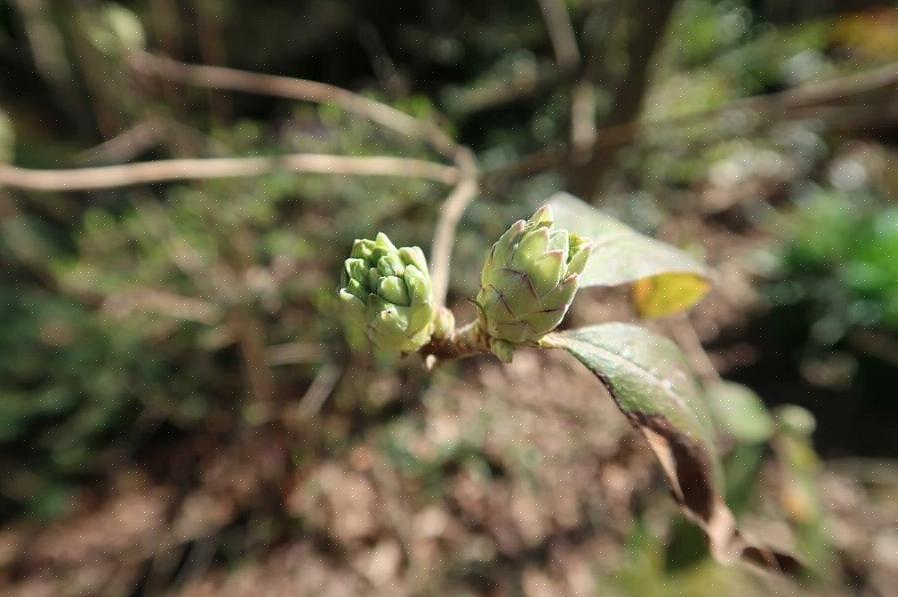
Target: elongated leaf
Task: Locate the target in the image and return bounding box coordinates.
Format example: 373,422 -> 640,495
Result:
547,193 -> 711,318
543,323 -> 801,574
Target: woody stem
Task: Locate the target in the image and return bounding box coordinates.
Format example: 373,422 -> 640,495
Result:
420,320 -> 492,362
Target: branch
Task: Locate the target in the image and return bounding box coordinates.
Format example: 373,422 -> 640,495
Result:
571,0 -> 678,199
444,65 -> 576,116
441,0 -> 583,118
0,154 -> 459,191
537,0 -> 581,70
485,61 -> 898,185
429,148 -> 478,308
129,51 -> 484,307
129,50 -> 461,159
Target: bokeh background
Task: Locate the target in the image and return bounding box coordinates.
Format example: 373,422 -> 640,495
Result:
2,1 -> 898,595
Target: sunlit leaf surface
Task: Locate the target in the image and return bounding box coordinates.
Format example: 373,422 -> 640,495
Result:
547,193 -> 711,317
545,323 -> 801,574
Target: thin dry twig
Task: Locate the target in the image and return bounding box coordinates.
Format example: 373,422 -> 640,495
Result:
6,51 -> 482,312
266,342 -> 328,366
537,0 -> 581,70
74,119 -> 167,164
102,288 -> 223,325
0,154 -> 459,191
293,364 -> 341,421
486,61 -> 898,185
131,52 -> 484,292
130,50 -> 461,159
429,148 -> 478,308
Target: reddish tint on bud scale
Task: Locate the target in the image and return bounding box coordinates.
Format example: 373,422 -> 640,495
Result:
476,206 -> 592,345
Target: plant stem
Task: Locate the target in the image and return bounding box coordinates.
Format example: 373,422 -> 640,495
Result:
420,320 -> 492,363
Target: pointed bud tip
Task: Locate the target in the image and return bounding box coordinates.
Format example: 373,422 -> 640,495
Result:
374,232 -> 398,252
528,205 -> 554,227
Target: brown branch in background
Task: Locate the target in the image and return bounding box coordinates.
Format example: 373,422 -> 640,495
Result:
429,148 -> 478,308
486,61 -> 898,186
129,50 -> 462,159
75,118 -> 220,164
8,50 -> 481,309
129,51 -> 484,302
74,119 -> 166,164
572,0 -> 679,200
444,66 -> 576,116
537,0 -> 581,70
291,364 -> 341,422
448,0 -> 581,117
0,154 -> 459,191
102,288 -> 223,325
265,342 -> 328,366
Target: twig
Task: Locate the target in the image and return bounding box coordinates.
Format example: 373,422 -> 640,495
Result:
293,364 -> 341,421
0,154 -> 459,191
572,0 -> 678,198
126,52 -> 481,309
429,148 -> 478,308
102,288 -> 223,325
75,119 -> 166,164
266,342 -> 327,366
10,51 -> 483,313
130,50 -> 461,159
486,61 -> 898,185
537,0 -> 581,70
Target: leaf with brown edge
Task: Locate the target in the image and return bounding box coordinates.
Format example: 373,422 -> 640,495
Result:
542,323 -> 803,575
546,192 -> 711,318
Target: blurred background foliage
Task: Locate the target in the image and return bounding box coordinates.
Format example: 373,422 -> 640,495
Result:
1,0 -> 898,595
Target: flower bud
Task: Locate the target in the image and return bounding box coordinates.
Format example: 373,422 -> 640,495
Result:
339,233 -> 436,352
476,206 -> 592,344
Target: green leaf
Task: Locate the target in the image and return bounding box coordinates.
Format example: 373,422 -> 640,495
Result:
547,193 -> 711,318
544,323 -> 800,574
705,381 -> 775,444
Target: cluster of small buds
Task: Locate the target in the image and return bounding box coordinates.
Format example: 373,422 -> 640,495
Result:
338,205 -> 591,362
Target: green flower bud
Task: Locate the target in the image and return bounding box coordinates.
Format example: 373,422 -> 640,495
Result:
339,233 -> 436,352
476,205 -> 592,344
